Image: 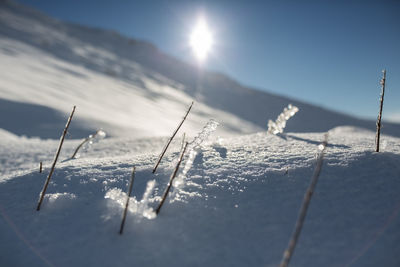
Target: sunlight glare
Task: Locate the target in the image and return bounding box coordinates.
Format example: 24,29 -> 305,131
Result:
189,18 -> 213,61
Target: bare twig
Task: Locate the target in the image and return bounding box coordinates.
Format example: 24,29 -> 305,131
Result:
375,69 -> 386,152
36,106 -> 76,211
71,130 -> 105,159
119,166 -> 136,235
152,102 -> 194,173
280,134 -> 328,267
39,162 -> 43,173
155,142 -> 189,215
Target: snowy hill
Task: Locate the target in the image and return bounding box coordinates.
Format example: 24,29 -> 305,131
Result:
1,0 -> 400,139
1,126 -> 400,266
1,2 -> 400,266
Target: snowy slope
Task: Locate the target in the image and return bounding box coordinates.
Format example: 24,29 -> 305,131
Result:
1,0 -> 400,139
1,126 -> 400,267
0,36 -> 260,138
0,1 -> 261,139
1,3 -> 400,266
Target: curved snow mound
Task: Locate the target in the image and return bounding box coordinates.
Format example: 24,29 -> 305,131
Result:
0,130 -> 400,266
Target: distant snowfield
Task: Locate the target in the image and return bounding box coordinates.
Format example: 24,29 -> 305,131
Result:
1,126 -> 400,267
0,37 -> 261,138
1,0 -> 400,140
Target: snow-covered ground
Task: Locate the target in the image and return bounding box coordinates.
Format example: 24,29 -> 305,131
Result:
1,126 -> 400,266
1,1 -> 400,266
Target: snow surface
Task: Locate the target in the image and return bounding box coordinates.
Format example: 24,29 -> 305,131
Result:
1,126 -> 400,266
1,2 -> 400,266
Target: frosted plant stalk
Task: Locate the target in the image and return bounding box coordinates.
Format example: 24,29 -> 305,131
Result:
267,104 -> 299,135
156,142 -> 189,215
105,180 -> 157,220
375,69 -> 386,152
36,106 -> 76,211
152,101 -> 194,173
71,130 -> 106,159
119,166 -> 135,234
188,119 -> 219,151
173,119 -> 219,189
280,134 -> 328,267
138,180 -> 156,219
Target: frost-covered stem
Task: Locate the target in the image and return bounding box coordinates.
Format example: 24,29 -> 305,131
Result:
152,101 -> 194,174
155,142 -> 189,215
36,106 -> 76,211
181,132 -> 186,152
280,134 -> 328,267
70,130 -> 102,159
39,161 -> 42,173
375,69 -> 386,152
119,166 -> 136,235
267,104 -> 299,135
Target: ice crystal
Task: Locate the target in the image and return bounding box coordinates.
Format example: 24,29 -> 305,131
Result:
104,179 -> 156,220
138,180 -> 156,219
172,119 -> 219,196
267,104 -> 299,135
73,130 -> 106,158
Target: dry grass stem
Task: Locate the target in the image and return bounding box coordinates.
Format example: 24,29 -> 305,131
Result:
36,106 -> 76,211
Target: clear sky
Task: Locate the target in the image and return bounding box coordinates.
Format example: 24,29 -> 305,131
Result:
17,0 -> 400,122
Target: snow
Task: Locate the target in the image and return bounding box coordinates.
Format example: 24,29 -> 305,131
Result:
1,0 -> 400,139
104,180 -> 156,220
0,1 -> 262,139
1,126 -> 400,266
1,1 -> 400,266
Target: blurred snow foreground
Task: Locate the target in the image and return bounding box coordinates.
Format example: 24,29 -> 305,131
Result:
1,126 -> 400,267
268,104 -> 299,135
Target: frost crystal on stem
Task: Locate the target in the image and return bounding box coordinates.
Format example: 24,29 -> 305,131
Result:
173,119 -> 219,192
139,180 -> 156,219
71,130 -> 106,159
267,104 -> 299,135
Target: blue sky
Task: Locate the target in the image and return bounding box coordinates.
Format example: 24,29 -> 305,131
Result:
18,0 -> 400,122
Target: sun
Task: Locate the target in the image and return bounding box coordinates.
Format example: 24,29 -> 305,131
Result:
189,18 -> 213,62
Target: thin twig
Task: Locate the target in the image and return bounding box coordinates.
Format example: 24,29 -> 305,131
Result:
71,130 -> 103,159
39,162 -> 42,173
155,142 -> 189,215
36,106 -> 76,211
152,102 -> 194,173
375,69 -> 386,152
119,166 -> 136,235
280,134 -> 328,267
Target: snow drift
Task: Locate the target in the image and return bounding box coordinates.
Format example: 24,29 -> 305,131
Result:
1,126 -> 400,266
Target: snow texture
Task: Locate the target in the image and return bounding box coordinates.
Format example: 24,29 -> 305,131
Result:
1,2 -> 400,267
1,126 -> 400,267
